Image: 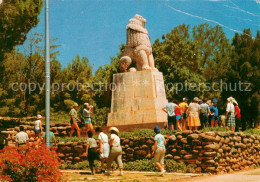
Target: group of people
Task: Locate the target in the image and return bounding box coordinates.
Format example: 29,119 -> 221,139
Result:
12,97 -> 242,176
163,96 -> 242,132
15,114 -> 57,148
69,102 -> 94,138
84,125 -> 167,176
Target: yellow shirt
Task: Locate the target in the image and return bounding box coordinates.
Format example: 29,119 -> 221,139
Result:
179,102 -> 188,114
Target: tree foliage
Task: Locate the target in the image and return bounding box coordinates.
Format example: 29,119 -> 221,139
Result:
0,19 -> 259,127
0,0 -> 43,61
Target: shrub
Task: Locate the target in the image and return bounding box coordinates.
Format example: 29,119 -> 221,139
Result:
0,145 -> 62,182
200,127 -> 228,132
243,129 -> 260,135
59,159 -> 196,173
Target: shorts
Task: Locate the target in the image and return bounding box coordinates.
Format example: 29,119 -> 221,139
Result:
153,147 -> 166,164
100,143 -> 110,158
176,115 -> 181,121
168,115 -> 176,124
35,129 -> 41,134
84,118 -> 91,124
211,116 -> 219,121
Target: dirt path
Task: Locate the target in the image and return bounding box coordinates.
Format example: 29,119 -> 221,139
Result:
62,168 -> 260,182
62,170 -> 204,182
179,167 -> 260,182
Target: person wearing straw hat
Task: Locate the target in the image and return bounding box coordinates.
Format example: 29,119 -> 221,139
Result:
34,114 -> 43,139
179,97 -> 188,131
226,97 -> 235,131
187,97 -> 201,131
152,125 -> 166,176
69,103 -> 81,137
82,103 -> 94,137
105,127 -> 123,176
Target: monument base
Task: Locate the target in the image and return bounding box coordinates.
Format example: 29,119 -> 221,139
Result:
107,70 -> 168,127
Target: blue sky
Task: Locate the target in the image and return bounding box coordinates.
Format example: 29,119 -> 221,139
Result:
22,0 -> 260,73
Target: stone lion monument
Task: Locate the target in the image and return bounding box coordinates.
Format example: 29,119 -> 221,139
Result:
119,14 -> 158,72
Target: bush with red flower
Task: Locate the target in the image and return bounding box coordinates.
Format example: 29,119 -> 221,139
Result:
0,145 -> 62,182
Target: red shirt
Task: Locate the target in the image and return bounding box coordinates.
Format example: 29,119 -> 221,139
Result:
235,106 -> 241,118
175,105 -> 181,116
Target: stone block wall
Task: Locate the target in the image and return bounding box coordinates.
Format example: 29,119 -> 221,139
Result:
56,131 -> 260,173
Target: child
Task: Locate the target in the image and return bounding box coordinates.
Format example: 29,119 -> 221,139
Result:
35,114 -> 43,139
175,102 -> 182,131
210,99 -> 219,127
95,127 -> 110,173
152,126 -> 166,176
86,131 -> 99,175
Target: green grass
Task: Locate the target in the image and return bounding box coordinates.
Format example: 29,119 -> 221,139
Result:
59,159 -> 196,173
200,127 -> 229,132
243,128 -> 260,135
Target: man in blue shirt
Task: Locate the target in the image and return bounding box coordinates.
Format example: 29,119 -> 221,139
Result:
209,98 -> 219,127
162,100 -> 177,130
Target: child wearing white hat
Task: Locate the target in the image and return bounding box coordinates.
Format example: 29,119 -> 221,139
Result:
35,114 -> 43,139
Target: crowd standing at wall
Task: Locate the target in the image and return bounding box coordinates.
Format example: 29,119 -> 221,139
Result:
163,96 -> 242,132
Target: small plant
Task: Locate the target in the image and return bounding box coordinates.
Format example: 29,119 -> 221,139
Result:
200,127 -> 228,132
243,129 -> 260,135
0,145 -> 62,182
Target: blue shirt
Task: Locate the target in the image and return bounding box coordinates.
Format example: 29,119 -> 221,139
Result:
164,102 -> 177,117
154,133 -> 165,148
210,105 -> 218,116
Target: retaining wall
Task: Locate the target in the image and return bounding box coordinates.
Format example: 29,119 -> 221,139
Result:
56,131 -> 260,173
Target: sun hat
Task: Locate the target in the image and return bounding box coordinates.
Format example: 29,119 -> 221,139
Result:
84,103 -> 89,106
154,125 -> 160,133
37,114 -> 42,120
193,97 -> 199,102
73,103 -> 79,107
212,98 -> 218,103
109,127 -> 119,134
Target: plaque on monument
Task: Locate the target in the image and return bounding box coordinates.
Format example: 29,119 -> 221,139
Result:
107,15 -> 168,127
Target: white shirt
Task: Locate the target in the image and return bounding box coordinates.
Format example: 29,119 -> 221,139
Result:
226,103 -> 235,113
35,120 -> 41,130
110,134 -> 120,147
98,132 -> 108,143
164,102 -> 177,116
15,131 -> 29,144
83,108 -> 92,118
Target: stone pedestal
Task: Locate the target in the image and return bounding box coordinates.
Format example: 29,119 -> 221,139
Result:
107,70 -> 168,127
